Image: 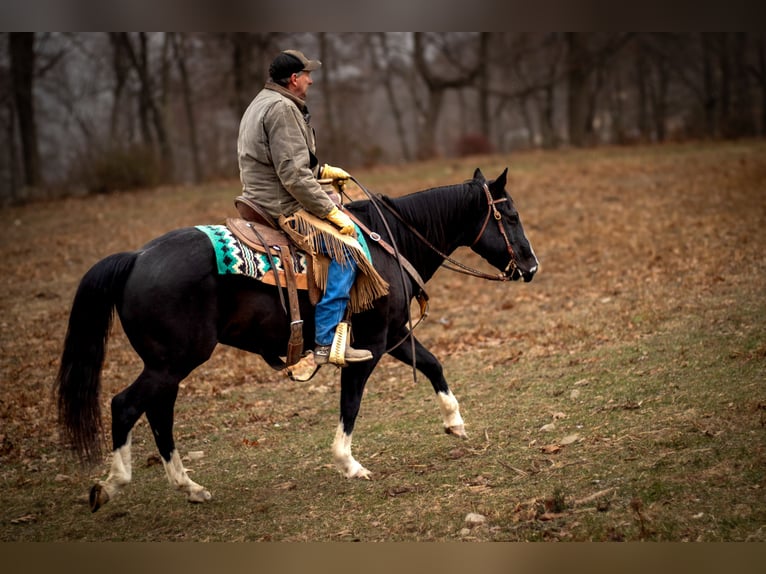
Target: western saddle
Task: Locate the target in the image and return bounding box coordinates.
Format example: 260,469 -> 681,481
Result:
228,195 -> 313,367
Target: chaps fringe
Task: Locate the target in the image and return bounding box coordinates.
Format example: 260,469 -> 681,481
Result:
279,210 -> 389,313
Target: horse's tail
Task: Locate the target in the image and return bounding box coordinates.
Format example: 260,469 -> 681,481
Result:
54,251 -> 138,465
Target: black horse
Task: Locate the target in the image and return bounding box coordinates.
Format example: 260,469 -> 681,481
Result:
55,168 -> 538,511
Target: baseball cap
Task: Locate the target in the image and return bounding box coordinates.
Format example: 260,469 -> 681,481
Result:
269,49 -> 322,81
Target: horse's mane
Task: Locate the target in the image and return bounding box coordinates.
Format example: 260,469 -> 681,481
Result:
349,180 -> 481,248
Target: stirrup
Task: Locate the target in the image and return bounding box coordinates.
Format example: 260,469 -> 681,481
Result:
329,321 -> 350,366
287,352 -> 321,382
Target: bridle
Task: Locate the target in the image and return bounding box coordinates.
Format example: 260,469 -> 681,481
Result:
471,183 -> 518,277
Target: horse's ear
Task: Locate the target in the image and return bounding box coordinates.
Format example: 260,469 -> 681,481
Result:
473,168 -> 486,183
489,168 -> 508,195
496,168 -> 508,188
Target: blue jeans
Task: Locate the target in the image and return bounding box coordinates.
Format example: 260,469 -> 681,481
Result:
315,250 -> 357,346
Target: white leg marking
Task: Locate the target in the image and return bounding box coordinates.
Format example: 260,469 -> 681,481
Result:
437,391 -> 467,438
162,449 -> 212,503
97,432 -> 133,501
332,423 -> 371,479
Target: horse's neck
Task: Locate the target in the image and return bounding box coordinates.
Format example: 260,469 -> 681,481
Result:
387,183 -> 477,280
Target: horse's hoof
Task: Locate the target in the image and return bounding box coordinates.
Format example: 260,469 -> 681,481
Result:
445,425 -> 468,440
187,489 -> 212,503
352,467 -> 372,480
89,483 -> 109,513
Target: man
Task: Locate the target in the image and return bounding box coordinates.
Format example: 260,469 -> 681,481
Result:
237,49 -> 385,365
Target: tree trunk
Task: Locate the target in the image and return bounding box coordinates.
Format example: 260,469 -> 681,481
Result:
172,33 -> 203,183
318,32 -> 342,162
701,33 -> 717,137
539,83 -> 557,148
717,33 -> 732,137
759,33 -> 766,137
566,33 -> 590,146
416,89 -> 444,160
231,33 -> 254,118
413,32 -> 481,159
478,32 -> 491,142
635,41 -> 650,140
117,32 -> 173,176
108,33 -> 130,139
9,32 -> 41,187
731,33 -> 755,137
369,33 -> 412,161
648,61 -> 669,142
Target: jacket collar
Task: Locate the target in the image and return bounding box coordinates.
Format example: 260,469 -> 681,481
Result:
265,82 -> 307,113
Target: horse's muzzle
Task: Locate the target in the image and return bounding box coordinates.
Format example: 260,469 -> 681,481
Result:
520,263 -> 538,283
504,259 -> 537,282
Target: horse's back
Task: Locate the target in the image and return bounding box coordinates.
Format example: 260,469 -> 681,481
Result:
119,227 -> 220,364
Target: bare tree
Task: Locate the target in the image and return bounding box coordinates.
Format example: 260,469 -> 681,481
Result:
228,33 -> 279,118
501,33 -> 567,149
9,32 -> 41,187
412,32 -> 482,159
171,33 -> 203,183
729,33 -> 756,138
566,33 -> 591,146
566,33 -> 633,146
751,33 -> 766,136
367,33 -> 412,162
477,32 -> 491,142
2,33 -> 765,203
117,33 -> 173,173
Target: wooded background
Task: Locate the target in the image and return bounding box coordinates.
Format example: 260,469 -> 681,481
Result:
2,32 -> 765,204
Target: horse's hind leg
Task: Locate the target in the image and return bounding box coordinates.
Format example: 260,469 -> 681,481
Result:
90,372 -> 150,512
144,376 -> 211,503
90,368 -> 210,511
388,335 -> 467,439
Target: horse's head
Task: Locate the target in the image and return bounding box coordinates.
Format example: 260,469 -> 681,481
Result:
469,168 -> 538,282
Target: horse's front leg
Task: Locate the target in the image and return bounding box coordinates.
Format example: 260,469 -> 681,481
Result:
388,334 -> 467,439
333,360 -> 379,479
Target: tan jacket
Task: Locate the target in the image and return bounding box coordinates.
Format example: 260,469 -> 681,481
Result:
237,83 -> 336,220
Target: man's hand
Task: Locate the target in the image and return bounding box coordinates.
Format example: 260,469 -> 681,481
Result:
326,207 -> 356,236
320,164 -> 351,181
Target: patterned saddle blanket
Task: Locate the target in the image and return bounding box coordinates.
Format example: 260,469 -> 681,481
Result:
196,224 -> 311,290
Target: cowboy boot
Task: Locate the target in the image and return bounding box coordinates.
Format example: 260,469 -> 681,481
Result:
314,322 -> 372,366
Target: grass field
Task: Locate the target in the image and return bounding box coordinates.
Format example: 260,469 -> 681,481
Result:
1,140 -> 764,541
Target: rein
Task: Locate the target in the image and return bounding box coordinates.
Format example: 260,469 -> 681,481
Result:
348,176 -> 421,380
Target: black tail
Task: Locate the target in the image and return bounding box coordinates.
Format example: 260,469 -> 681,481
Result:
54,251 -> 138,465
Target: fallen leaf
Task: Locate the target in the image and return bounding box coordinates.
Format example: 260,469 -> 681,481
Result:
574,487 -> 616,506
11,514 -> 36,525
465,512 -> 487,527
386,486 -> 414,497
559,433 -> 580,445
146,454 -> 162,467
538,512 -> 567,521
540,444 -> 562,454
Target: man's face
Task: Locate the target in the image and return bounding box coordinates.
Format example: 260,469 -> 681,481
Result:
291,70 -> 313,100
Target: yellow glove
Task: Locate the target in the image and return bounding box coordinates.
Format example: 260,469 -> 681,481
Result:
320,164 -> 351,181
326,207 -> 356,236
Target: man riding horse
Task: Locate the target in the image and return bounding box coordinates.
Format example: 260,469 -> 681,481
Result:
237,49 -> 387,366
